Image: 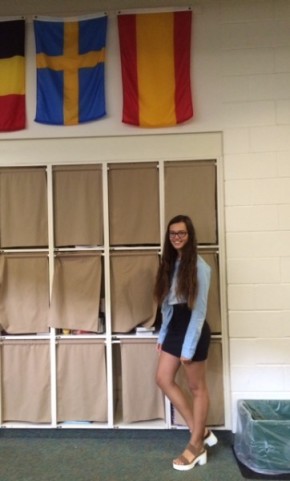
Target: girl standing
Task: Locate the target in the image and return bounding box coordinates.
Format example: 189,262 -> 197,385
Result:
154,214 -> 217,471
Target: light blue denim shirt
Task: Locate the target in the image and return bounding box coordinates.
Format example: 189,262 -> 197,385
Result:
157,255 -> 211,360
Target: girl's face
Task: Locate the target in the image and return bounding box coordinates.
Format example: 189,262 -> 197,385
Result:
168,221 -> 189,252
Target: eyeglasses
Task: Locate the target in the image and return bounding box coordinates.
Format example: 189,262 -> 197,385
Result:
169,230 -> 188,239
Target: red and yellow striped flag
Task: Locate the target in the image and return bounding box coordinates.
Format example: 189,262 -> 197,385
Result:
0,20 -> 25,131
118,11 -> 193,128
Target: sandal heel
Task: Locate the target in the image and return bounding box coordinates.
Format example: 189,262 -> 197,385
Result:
197,450 -> 207,466
204,430 -> 218,447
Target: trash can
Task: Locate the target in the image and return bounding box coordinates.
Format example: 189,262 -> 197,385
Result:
234,400 -> 290,475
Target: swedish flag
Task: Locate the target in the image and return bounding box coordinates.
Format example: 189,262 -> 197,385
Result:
34,16 -> 107,125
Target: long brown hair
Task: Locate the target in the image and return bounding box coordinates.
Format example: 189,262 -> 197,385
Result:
154,215 -> 198,309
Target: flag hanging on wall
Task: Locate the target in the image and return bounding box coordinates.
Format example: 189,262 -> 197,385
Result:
0,19 -> 26,132
34,16 -> 107,126
118,11 -> 193,128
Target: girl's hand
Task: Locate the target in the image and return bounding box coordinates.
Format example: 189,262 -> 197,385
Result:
156,343 -> 162,353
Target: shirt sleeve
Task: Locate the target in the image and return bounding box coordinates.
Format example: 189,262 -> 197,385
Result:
157,299 -> 173,345
181,256 -> 211,359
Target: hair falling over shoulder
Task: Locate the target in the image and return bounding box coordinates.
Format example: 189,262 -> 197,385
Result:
154,215 -> 198,309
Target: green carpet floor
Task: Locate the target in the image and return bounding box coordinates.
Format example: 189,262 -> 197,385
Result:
0,428 -> 277,481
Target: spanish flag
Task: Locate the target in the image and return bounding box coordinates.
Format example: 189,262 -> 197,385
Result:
34,16 -> 107,126
118,11 -> 193,128
0,20 -> 25,132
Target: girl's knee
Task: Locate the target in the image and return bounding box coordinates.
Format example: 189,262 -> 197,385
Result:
156,371 -> 175,392
187,381 -> 208,396
155,372 -> 162,388
155,369 -> 166,389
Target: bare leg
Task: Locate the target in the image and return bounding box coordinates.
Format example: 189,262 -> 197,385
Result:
184,360 -> 209,448
156,351 -> 210,468
173,360 -> 209,467
155,351 -> 194,432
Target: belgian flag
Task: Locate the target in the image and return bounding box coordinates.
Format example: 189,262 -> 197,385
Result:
0,20 -> 25,132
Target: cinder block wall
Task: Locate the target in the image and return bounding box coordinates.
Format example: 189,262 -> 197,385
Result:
221,0 -> 290,429
1,0 -> 290,430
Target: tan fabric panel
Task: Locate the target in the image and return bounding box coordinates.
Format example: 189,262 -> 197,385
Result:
48,254 -> 102,332
0,168 -> 48,248
0,255 -> 6,333
0,342 -> 1,423
56,340 -> 107,422
110,251 -> 159,333
2,341 -> 51,423
164,161 -> 217,244
53,165 -> 103,247
206,341 -> 225,425
173,341 -> 225,426
112,345 -> 122,422
0,255 -> 49,334
202,252 -> 221,334
120,340 -> 165,423
108,163 -> 160,245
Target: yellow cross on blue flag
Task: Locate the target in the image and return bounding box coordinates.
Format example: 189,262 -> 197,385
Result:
34,16 -> 107,125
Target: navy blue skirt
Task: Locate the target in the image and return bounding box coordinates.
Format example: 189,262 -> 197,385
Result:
162,303 -> 211,361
